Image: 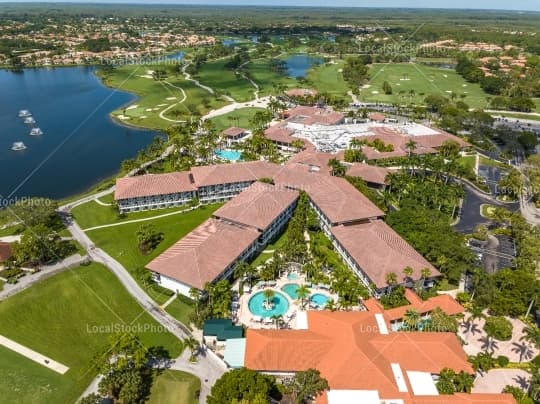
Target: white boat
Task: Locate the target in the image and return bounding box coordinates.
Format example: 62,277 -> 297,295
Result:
11,142 -> 27,151
18,109 -> 32,118
29,127 -> 43,136
24,117 -> 36,124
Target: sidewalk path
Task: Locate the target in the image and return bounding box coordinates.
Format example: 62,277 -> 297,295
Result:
0,334 -> 69,374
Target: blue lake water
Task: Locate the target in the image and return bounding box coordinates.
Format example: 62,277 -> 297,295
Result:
0,67 -> 160,201
284,54 -> 323,78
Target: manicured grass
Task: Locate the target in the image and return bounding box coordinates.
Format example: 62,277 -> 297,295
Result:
148,370 -> 200,404
0,263 -> 183,404
494,112 -> 540,122
363,63 -> 490,108
164,297 -> 195,329
479,156 -> 511,169
86,204 -> 221,304
458,154 -> 477,172
196,59 -> 255,102
99,65 -> 227,130
307,60 -> 349,100
210,107 -> 264,132
246,58 -> 297,96
480,203 -> 497,218
72,198 -> 195,230
250,224 -> 291,268
0,225 -> 22,237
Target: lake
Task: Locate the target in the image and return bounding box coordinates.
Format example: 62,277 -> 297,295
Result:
0,66 -> 160,201
284,54 -> 323,78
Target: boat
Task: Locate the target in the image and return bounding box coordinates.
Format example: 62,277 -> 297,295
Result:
11,142 -> 27,151
29,127 -> 43,136
18,109 -> 32,118
24,117 -> 36,124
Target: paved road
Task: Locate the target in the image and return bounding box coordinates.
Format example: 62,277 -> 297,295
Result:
63,213 -> 226,403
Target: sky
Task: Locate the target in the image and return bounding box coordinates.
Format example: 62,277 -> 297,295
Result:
3,0 -> 540,12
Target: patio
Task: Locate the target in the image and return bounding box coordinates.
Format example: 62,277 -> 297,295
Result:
235,269 -> 338,330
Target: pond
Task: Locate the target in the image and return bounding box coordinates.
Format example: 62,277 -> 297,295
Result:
284,54 -> 323,78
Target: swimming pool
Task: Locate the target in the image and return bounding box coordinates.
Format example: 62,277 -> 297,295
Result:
287,272 -> 299,280
281,283 -> 299,299
215,149 -> 242,161
248,291 -> 290,317
311,293 -> 329,307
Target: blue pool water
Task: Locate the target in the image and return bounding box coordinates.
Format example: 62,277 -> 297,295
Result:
287,272 -> 299,280
281,283 -> 299,299
215,149 -> 242,161
311,293 -> 330,307
248,291 -> 289,318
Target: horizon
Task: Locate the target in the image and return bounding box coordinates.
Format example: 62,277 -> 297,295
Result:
1,1 -> 540,13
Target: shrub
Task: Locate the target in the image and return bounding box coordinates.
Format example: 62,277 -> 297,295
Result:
496,355 -> 510,367
484,316 -> 513,341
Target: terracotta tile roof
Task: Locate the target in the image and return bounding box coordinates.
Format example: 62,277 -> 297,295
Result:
345,163 -> 393,185
369,112 -> 386,122
330,221 -> 439,288
245,310 -> 475,400
287,150 -> 335,175
284,106 -> 345,126
190,161 -> 279,187
264,125 -> 296,144
413,393 -> 516,403
379,289 -> 465,322
115,172 -> 196,200
222,127 -> 248,137
146,218 -> 259,289
0,242 -> 12,262
274,165 -> 385,224
213,182 -> 299,232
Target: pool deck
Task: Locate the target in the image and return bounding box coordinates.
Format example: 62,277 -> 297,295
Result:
236,271 -> 338,330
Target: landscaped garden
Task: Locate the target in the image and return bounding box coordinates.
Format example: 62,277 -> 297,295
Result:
148,370 -> 201,404
0,262 -> 183,404
209,107 -> 265,132
85,203 -> 222,304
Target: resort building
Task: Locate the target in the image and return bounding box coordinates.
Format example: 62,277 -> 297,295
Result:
221,127 -> 250,147
283,106 -> 345,126
146,183 -> 299,296
264,125 -> 302,151
345,162 -> 393,189
115,172 -> 197,213
285,88 -> 318,98
240,310 -> 516,404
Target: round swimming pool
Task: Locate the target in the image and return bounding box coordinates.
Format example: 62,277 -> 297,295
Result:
248,291 -> 289,318
215,149 -> 242,161
281,283 -> 299,299
311,293 -> 330,307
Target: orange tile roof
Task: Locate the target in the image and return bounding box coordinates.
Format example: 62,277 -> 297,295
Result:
115,172 -> 196,200
413,393 -> 516,403
284,106 -> 345,126
190,161 -> 279,187
213,182 -> 299,232
264,124 -> 296,144
286,88 -> 318,97
331,221 -> 439,288
0,242 -> 12,262
345,163 -> 393,185
380,289 -> 465,322
146,218 -> 259,289
245,311 -> 475,400
274,165 -> 384,224
222,127 -> 248,137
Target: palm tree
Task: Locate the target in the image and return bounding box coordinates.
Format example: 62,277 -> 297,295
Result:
271,314 -> 284,329
385,272 -> 398,292
453,371 -> 474,393
263,289 -> 275,308
420,267 -> 432,289
402,266 -> 414,284
189,288 -> 200,318
183,337 -> 200,362
465,305 -> 484,341
520,326 -> 540,351
403,309 -> 421,330
296,284 -> 310,309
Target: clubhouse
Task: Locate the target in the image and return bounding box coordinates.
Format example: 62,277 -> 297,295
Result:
117,160 -> 439,297
240,310 -> 516,404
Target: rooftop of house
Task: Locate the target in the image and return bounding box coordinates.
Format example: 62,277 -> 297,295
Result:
286,88 -> 318,97
284,106 -> 345,126
115,172 -> 196,200
222,127 -> 249,137
190,161 -> 279,188
330,220 -> 439,288
213,182 -> 299,232
345,162 -> 393,185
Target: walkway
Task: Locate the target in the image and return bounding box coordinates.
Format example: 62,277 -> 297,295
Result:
473,369 -> 530,393
0,254 -> 88,301
160,293 -> 177,309
82,204 -> 200,232
158,81 -> 188,123
93,197 -> 112,207
202,96 -> 271,121
0,334 -> 69,374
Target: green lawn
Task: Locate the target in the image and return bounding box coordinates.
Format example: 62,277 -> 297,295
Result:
493,112 -> 540,122
210,107 -> 264,132
250,224 -> 291,268
148,370 -> 200,404
307,60 -> 349,100
164,296 -> 195,329
0,263 -> 183,404
458,154 -> 477,172
246,58 -> 298,96
363,63 -> 490,108
480,203 -> 497,218
72,198 -> 196,230
86,204 -> 221,304
99,64 -> 227,130
479,156 -> 511,169
196,59 -> 256,102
